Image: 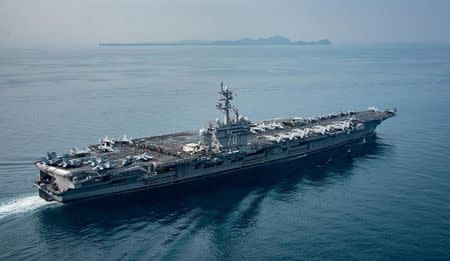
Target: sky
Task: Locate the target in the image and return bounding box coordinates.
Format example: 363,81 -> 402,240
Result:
1,0 -> 450,47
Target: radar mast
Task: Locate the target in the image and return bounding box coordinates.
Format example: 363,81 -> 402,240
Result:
216,81 -> 234,125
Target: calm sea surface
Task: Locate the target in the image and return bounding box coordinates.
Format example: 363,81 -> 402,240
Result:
0,44 -> 449,260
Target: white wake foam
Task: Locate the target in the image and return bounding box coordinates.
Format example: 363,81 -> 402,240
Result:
0,195 -> 55,220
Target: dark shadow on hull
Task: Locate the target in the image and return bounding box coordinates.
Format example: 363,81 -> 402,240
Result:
36,135 -> 392,234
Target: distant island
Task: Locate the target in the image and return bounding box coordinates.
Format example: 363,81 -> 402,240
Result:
99,36 -> 331,46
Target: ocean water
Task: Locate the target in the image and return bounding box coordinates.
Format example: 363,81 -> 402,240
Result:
0,44 -> 449,260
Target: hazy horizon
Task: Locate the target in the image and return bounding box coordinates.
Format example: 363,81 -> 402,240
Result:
1,0 -> 450,48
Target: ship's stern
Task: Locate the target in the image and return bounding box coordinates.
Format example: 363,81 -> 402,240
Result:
37,187 -> 55,202
34,162 -> 71,202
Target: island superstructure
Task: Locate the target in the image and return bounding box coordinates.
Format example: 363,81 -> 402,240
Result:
35,83 -> 396,202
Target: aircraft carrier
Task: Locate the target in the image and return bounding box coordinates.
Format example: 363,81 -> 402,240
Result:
35,83 -> 396,202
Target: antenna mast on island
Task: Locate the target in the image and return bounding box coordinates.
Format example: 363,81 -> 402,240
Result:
216,81 -> 234,125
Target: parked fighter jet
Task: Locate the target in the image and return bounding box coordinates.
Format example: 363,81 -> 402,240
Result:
42,152 -> 61,166
98,143 -> 114,152
97,135 -> 115,152
88,157 -> 103,167
121,155 -> 133,166
70,147 -> 91,157
89,157 -> 112,171
134,152 -> 152,161
61,158 -> 82,168
117,134 -> 133,145
99,136 -> 114,145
